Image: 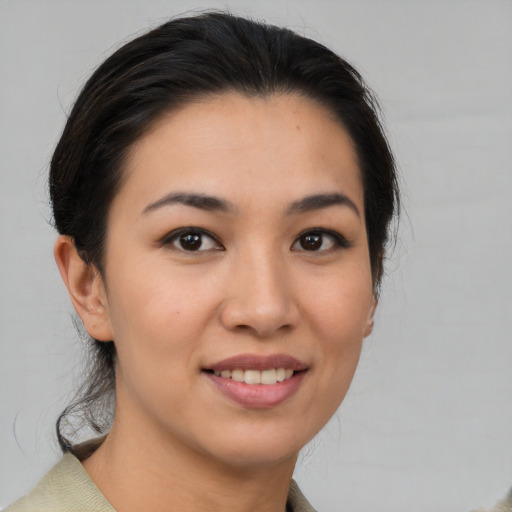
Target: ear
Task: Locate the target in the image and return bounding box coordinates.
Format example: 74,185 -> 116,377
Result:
363,294 -> 377,338
54,235 -> 113,342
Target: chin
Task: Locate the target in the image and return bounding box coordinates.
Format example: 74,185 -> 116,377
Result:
209,443 -> 300,471
193,420 -> 315,470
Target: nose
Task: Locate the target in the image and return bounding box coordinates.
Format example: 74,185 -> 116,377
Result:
219,250 -> 300,338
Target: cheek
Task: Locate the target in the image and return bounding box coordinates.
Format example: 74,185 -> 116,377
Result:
104,265 -> 224,378
304,266 -> 373,338
302,266 -> 372,392
108,258 -> 210,328
106,278 -> 202,416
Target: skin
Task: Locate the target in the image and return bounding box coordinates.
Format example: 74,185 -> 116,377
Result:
55,92 -> 376,512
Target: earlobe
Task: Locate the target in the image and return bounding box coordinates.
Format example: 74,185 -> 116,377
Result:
54,235 -> 113,342
363,295 -> 377,338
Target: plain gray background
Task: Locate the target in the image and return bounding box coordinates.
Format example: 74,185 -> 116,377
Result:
1,1 -> 511,511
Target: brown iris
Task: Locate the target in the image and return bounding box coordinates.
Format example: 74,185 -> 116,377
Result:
300,233 -> 322,251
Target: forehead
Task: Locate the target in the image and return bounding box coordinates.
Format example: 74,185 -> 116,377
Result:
118,92 -> 363,214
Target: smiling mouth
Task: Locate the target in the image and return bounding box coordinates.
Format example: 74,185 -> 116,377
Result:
203,368 -> 307,408
202,354 -> 307,408
206,368 -> 296,385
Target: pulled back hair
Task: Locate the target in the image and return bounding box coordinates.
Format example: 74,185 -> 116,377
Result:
51,12 -> 399,452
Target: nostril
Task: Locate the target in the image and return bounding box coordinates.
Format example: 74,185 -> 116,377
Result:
219,291 -> 300,337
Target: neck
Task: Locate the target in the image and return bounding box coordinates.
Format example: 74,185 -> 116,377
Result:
81,411 -> 297,512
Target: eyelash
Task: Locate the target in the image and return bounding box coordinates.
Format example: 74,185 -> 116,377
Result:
160,228 -> 224,252
160,227 -> 351,253
291,228 -> 352,253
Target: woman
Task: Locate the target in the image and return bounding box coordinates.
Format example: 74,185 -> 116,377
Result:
6,12 -> 398,512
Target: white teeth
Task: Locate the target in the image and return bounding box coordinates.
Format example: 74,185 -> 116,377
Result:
261,369 -> 277,385
231,369 -> 245,382
212,367 -> 295,385
244,370 -> 261,384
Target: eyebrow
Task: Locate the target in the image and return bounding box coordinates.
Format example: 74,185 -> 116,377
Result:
143,191 -> 360,218
143,192 -> 235,214
287,193 -> 361,218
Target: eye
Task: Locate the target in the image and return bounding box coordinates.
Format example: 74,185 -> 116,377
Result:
163,228 -> 223,252
292,229 -> 350,252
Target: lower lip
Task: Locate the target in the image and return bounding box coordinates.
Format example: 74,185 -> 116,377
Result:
204,371 -> 306,409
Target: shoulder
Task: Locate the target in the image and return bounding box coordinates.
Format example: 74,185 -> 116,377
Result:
472,488 -> 512,512
287,479 -> 318,512
5,450 -> 314,512
4,453 -> 114,512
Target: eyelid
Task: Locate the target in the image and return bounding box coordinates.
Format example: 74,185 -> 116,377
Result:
159,227 -> 224,251
291,228 -> 352,251
158,226 -> 350,253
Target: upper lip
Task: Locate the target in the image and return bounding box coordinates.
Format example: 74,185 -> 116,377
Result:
204,353 -> 308,372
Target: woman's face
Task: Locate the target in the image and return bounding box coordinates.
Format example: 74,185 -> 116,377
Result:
96,92 -> 375,469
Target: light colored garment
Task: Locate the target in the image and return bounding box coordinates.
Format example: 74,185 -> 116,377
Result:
4,454 -> 112,512
5,452 -> 317,512
472,488 -> 512,512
